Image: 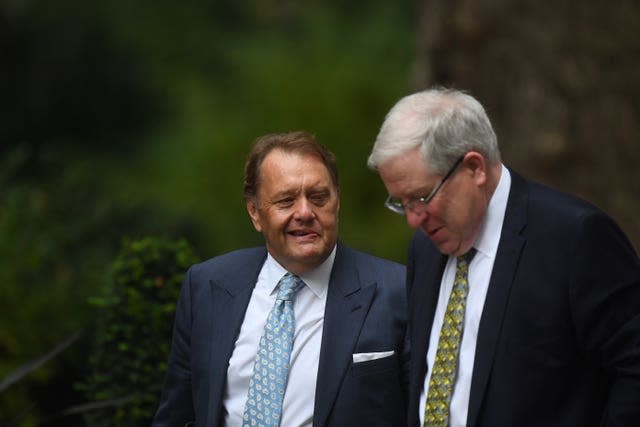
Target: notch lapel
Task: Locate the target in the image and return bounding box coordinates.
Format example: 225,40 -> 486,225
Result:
407,233 -> 448,421
466,171 -> 528,426
410,235 -> 448,384
205,249 -> 266,427
312,244 -> 377,427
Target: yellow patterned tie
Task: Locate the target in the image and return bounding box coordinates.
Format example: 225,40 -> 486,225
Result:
424,249 -> 475,427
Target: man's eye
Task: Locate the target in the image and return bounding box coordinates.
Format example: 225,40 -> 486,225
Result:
275,198 -> 295,207
309,193 -> 329,204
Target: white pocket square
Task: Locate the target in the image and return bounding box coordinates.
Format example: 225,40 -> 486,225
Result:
352,350 -> 395,363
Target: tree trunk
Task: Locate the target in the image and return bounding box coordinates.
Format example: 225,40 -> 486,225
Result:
412,0 -> 640,250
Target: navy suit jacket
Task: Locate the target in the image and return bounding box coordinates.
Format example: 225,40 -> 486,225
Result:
407,170 -> 640,426
153,241 -> 409,427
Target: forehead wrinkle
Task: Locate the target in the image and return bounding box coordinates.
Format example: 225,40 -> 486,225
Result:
259,151 -> 334,199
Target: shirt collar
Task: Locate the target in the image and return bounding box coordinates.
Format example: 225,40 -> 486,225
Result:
473,164 -> 511,259
263,245 -> 336,299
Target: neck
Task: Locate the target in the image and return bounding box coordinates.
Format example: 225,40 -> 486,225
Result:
484,162 -> 503,201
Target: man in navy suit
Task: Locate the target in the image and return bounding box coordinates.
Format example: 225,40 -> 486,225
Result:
153,131 -> 408,426
367,88 -> 640,426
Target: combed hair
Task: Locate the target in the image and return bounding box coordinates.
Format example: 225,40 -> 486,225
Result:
243,130 -> 339,200
368,88 -> 500,174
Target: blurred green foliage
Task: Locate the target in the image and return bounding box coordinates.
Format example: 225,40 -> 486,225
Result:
1,0 -> 415,424
0,144 -> 196,425
78,237 -> 198,426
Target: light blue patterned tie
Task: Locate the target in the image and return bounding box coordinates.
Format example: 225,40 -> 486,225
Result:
242,272 -> 304,427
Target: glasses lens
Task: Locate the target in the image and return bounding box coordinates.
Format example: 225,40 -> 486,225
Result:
384,197 -> 406,215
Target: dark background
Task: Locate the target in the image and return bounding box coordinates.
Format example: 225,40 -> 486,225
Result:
1,0 -> 638,425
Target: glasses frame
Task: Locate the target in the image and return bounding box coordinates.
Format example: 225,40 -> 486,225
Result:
384,155 -> 465,215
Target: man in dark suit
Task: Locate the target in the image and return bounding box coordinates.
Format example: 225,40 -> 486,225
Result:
367,88 -> 640,426
153,131 -> 408,427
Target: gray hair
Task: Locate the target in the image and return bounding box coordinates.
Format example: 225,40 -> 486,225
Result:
367,88 -> 501,175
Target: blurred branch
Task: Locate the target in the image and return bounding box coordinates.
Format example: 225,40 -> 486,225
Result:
0,330 -> 83,393
61,395 -> 136,416
37,395 -> 136,426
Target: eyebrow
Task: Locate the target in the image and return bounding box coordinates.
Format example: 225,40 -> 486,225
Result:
307,187 -> 331,195
402,184 -> 435,199
271,189 -> 299,200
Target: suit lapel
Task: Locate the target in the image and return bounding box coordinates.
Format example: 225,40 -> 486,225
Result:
313,244 -> 377,427
466,171 -> 527,426
206,249 -> 267,427
410,234 -> 448,393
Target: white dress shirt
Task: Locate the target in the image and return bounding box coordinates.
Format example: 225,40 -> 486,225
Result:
223,246 -> 335,427
419,165 -> 511,427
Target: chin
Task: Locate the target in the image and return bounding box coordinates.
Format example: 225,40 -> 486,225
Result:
436,242 -> 460,257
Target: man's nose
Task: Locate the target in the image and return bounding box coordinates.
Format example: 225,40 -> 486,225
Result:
293,198 -> 315,220
406,208 -> 427,229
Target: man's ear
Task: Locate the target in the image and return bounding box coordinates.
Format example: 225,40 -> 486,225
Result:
246,198 -> 262,232
463,151 -> 488,186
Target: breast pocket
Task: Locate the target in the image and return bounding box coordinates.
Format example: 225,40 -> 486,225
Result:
335,352 -> 405,426
351,352 -> 398,378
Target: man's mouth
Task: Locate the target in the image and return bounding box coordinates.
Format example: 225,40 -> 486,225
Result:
426,226 -> 441,238
288,229 -> 319,238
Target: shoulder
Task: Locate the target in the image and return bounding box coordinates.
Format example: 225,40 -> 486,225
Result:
510,169 -> 637,257
186,247 -> 267,281
510,168 -> 601,219
339,243 -> 405,280
512,170 -> 619,232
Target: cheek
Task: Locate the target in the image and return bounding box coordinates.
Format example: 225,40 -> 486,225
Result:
260,211 -> 290,235
318,205 -> 339,227
450,199 -> 482,236
428,207 -> 458,236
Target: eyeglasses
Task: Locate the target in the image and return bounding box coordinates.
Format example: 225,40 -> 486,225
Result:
384,155 -> 464,215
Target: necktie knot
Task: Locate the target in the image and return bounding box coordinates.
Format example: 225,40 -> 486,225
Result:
456,248 -> 476,270
277,273 -> 303,301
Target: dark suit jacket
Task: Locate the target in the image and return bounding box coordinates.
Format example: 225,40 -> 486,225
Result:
153,241 -> 409,427
407,170 -> 640,426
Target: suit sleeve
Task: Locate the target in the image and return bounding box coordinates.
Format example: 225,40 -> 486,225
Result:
152,267 -> 196,426
570,210 -> 640,425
